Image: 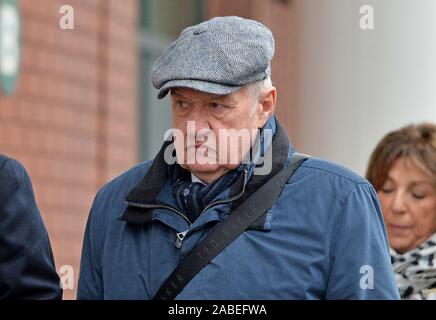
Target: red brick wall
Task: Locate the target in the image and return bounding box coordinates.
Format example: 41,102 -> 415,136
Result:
0,0 -> 138,299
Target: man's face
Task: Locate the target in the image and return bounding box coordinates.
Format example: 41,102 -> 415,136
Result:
170,87 -> 270,183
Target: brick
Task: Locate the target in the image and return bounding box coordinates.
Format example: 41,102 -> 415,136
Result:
0,0 -> 139,300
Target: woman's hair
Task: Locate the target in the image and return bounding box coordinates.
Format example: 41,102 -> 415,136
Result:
366,123 -> 436,191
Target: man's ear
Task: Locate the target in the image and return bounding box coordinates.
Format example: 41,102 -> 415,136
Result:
257,87 -> 277,128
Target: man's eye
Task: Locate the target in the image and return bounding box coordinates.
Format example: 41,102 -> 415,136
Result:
209,103 -> 225,110
176,101 -> 189,109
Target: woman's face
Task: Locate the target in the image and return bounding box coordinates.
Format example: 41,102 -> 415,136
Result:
378,157 -> 436,253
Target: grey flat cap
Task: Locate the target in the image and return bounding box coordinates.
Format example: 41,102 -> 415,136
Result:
151,16 -> 275,99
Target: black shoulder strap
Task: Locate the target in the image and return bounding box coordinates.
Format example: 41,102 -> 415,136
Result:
153,152 -> 310,300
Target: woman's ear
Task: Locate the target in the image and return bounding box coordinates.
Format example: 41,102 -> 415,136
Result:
257,87 -> 277,128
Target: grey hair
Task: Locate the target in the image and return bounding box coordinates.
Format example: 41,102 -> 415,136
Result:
246,77 -> 273,104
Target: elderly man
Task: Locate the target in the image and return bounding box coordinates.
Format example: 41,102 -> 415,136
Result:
78,16 -> 399,299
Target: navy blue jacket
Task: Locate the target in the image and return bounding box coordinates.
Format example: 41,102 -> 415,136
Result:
0,155 -> 62,299
78,120 -> 400,299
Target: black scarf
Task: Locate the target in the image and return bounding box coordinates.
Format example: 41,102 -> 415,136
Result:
168,115 -> 277,222
390,233 -> 436,299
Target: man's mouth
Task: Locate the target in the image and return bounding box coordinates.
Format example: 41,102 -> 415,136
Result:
187,141 -> 211,149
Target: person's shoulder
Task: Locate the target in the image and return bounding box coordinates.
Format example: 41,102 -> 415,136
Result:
97,159 -> 154,197
0,154 -> 10,168
94,159 -> 154,205
84,160 -> 155,244
0,155 -> 37,219
0,154 -> 17,171
0,154 -> 12,175
299,156 -> 369,186
0,154 -> 27,183
289,155 -> 373,200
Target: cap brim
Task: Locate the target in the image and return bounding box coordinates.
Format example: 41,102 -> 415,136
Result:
157,79 -> 242,99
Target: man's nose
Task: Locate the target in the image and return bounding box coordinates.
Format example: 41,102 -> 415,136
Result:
187,107 -> 211,135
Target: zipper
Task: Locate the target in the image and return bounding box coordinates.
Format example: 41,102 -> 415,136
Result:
124,201 -> 192,226
125,169 -> 248,249
174,230 -> 188,249
200,169 -> 248,213
125,169 -> 248,224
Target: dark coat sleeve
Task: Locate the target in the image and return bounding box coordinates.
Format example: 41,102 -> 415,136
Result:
0,155 -> 62,299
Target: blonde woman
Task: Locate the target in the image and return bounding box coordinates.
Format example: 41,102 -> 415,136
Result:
367,123 -> 436,299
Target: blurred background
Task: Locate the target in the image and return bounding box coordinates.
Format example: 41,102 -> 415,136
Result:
0,0 -> 435,299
